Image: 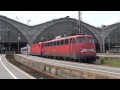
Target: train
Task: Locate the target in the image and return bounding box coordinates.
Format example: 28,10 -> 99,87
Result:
20,45 -> 30,55
20,34 -> 98,63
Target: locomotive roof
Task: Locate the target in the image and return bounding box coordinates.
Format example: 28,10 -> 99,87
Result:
38,42 -> 43,44
45,34 -> 93,43
30,42 -> 43,46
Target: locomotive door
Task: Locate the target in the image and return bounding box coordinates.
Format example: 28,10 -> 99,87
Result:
69,38 -> 73,54
41,43 -> 44,56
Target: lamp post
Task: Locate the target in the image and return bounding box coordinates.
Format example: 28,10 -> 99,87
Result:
0,27 -> 5,54
108,38 -> 110,53
6,29 -> 10,53
0,31 -> 5,54
2,33 -> 4,54
0,34 -> 3,54
0,36 -> 2,54
18,35 -> 21,54
103,38 -> 105,53
0,45 -> 2,55
27,20 -> 31,57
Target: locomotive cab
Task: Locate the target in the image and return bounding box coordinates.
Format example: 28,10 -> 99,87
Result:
75,35 -> 97,63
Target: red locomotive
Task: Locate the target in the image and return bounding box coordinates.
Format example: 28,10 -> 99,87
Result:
21,34 -> 97,63
42,34 -> 96,63
30,42 -> 43,56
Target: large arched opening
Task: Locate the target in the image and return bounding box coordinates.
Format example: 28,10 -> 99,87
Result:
0,19 -> 27,54
105,26 -> 120,53
35,21 -> 100,52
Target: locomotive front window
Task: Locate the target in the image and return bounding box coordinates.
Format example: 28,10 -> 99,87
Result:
76,37 -> 85,43
88,38 -> 94,43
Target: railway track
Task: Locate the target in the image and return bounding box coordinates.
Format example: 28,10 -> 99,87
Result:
6,55 -> 59,79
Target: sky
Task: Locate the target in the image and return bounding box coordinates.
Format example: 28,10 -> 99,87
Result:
0,11 -> 120,27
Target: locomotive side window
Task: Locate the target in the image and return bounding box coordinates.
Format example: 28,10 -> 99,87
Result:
22,48 -> 27,51
59,41 -> 61,45
48,43 -> 50,46
48,43 -> 49,46
76,37 -> 85,43
61,40 -> 64,45
51,42 -> 53,46
57,41 -> 59,45
89,38 -> 94,43
54,41 -> 56,46
47,43 -> 48,46
65,39 -> 68,44
52,42 -> 54,46
59,40 -> 61,45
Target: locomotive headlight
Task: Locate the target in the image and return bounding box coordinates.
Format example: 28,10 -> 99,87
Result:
90,49 -> 94,52
81,49 -> 87,52
90,49 -> 95,52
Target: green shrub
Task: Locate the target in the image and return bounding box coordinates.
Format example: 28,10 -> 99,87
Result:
100,57 -> 105,64
107,58 -> 111,61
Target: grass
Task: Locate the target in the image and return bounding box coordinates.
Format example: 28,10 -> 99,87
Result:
96,58 -> 120,67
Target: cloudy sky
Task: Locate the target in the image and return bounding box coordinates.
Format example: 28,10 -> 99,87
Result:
0,11 -> 120,27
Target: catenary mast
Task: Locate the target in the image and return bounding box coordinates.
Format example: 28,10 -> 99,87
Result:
78,11 -> 82,34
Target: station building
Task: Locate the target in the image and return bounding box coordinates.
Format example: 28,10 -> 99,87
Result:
0,15 -> 119,53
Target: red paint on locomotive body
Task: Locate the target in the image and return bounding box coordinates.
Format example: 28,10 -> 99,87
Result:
42,34 -> 97,62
